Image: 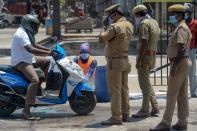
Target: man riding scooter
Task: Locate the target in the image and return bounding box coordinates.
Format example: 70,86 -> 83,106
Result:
73,42 -> 97,82
11,13 -> 56,120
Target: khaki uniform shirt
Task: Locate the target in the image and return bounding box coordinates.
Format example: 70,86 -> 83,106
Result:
167,20 -> 192,58
137,18 -> 160,51
137,18 -> 160,67
99,17 -> 134,57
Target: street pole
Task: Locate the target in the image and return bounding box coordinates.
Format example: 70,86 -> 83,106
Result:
53,0 -> 61,39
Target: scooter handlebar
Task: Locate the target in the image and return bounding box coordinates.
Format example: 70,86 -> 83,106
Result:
49,50 -> 58,60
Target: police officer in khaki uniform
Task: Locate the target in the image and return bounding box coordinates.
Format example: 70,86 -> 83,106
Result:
99,4 -> 133,125
150,4 -> 192,131
131,5 -> 160,118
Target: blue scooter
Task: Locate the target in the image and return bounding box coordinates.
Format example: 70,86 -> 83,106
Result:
0,45 -> 96,116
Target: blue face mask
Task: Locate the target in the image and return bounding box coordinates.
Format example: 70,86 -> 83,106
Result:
108,16 -> 113,25
169,15 -> 177,25
80,53 -> 89,60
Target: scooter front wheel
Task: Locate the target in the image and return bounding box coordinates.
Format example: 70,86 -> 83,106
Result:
69,91 -> 96,115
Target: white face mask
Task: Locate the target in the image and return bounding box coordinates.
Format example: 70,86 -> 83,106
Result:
184,13 -> 191,20
135,16 -> 145,26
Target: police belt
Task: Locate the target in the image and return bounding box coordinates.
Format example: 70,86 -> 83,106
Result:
169,56 -> 189,63
138,49 -> 156,56
106,56 -> 128,60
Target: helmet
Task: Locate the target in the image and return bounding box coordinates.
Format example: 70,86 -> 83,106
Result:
168,4 -> 185,12
132,5 -> 147,16
21,14 -> 40,34
80,42 -> 90,53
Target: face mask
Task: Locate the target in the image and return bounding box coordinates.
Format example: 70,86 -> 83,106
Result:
80,53 -> 89,60
135,17 -> 145,26
108,16 -> 113,25
169,15 -> 177,25
184,13 -> 191,20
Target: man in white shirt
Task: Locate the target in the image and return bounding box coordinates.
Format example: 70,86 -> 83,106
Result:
11,14 -> 54,120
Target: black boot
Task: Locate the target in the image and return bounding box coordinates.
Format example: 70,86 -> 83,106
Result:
172,123 -> 187,130
150,122 -> 171,131
122,113 -> 129,122
132,110 -> 150,118
101,117 -> 122,125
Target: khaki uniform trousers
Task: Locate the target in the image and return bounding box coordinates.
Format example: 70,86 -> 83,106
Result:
137,65 -> 158,113
106,57 -> 131,120
15,57 -> 49,105
162,58 -> 191,126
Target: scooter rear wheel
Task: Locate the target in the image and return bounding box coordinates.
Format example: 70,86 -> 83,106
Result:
69,91 -> 96,115
0,100 -> 16,117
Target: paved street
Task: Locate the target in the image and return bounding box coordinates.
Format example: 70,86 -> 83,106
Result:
0,99 -> 197,131
0,28 -> 197,131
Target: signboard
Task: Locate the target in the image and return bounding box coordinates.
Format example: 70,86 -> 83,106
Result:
143,0 -> 193,2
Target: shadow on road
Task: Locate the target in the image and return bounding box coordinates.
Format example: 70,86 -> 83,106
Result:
0,112 -> 94,121
129,117 -> 149,122
85,122 -> 110,129
85,117 -> 148,129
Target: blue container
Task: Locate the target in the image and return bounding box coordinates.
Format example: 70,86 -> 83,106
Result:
95,66 -> 110,102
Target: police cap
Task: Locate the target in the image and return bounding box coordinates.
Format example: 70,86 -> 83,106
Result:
132,5 -> 147,15
168,4 -> 185,12
105,4 -> 120,14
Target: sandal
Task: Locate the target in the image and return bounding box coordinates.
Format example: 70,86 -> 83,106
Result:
22,111 -> 40,120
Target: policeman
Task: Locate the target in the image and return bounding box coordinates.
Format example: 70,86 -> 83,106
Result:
99,4 -> 133,125
132,5 -> 160,118
150,4 -> 192,131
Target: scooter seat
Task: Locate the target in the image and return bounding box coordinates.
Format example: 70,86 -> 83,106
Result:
0,65 -> 45,80
0,65 -> 24,76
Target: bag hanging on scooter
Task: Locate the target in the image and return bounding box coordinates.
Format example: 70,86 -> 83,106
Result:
46,62 -> 62,90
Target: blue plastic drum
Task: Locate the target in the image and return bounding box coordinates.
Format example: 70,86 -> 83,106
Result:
95,66 -> 110,102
